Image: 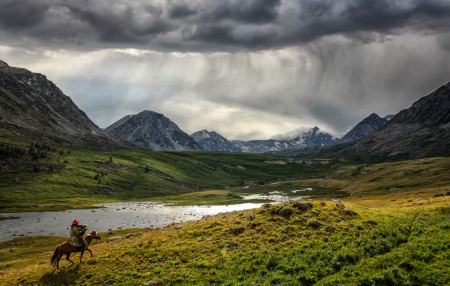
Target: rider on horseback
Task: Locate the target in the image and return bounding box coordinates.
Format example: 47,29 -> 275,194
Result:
68,218 -> 88,248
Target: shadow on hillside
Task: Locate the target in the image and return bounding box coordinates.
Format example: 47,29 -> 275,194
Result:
40,264 -> 83,285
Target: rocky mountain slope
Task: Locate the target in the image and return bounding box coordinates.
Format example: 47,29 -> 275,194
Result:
0,60 -> 125,148
322,81 -> 450,161
104,110 -> 203,151
231,127 -> 337,153
338,113 -> 392,144
191,130 -> 240,152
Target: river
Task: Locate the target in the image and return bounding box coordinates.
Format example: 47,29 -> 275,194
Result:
0,201 -> 267,242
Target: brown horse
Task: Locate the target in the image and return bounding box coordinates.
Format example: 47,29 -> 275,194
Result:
50,230 -> 101,268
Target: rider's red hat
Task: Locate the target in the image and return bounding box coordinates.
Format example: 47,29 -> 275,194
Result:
72,218 -> 79,225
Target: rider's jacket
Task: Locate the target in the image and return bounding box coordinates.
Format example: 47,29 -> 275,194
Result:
67,224 -> 87,247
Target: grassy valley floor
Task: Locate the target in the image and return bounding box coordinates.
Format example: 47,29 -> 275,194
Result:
2,135 -> 450,285
1,196 -> 449,285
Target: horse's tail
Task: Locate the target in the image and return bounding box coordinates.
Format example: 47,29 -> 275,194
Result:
50,245 -> 60,267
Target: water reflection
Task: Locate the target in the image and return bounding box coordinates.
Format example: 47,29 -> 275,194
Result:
0,201 -> 269,242
241,188 -> 311,203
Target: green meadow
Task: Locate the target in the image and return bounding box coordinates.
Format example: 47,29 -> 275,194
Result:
1,135 -> 450,285
0,135 -> 346,213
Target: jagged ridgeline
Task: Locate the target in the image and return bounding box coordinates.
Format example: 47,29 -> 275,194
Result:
0,61 -> 130,149
320,81 -> 450,162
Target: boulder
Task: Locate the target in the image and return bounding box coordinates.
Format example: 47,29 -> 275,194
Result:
278,207 -> 293,217
365,220 -> 378,226
336,203 -> 345,209
293,202 -> 313,211
103,279 -> 116,285
230,227 -> 245,235
308,220 -> 321,228
107,236 -> 121,242
325,225 -> 335,232
341,208 -> 358,216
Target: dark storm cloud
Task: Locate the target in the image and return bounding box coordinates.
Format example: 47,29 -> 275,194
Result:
1,0 -> 449,51
0,1 -> 49,30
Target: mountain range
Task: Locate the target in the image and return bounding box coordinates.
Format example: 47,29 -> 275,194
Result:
1,60 -> 449,161
321,81 -> 450,161
230,127 -> 337,153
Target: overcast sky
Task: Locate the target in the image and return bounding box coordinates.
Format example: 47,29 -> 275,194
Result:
1,0 -> 450,140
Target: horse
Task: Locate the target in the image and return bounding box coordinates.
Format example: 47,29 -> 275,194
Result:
50,230 -> 101,268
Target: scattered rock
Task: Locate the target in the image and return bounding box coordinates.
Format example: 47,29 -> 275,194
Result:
278,207 -> 293,217
320,201 -> 326,206
325,225 -> 335,232
230,227 -> 245,235
103,279 -> 116,285
125,233 -> 135,239
9,248 -> 16,253
365,220 -> 378,226
249,214 -> 256,220
282,226 -> 294,233
341,208 -> 358,216
107,231 -> 113,235
39,260 -> 48,265
408,199 -> 413,202
293,202 -> 313,211
308,220 -> 320,228
331,199 -> 341,203
391,199 -> 397,201
0,270 -> 4,275
433,193 -> 444,198
311,210 -> 321,215
336,203 -> 345,209
446,190 -> 450,196
261,203 -> 271,209
143,282 -> 159,286
107,236 -> 121,242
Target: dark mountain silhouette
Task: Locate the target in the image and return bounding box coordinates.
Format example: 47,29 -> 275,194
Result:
321,81 -> 450,161
191,130 -> 240,152
0,60 -> 126,148
338,113 -> 389,144
104,110 -> 203,151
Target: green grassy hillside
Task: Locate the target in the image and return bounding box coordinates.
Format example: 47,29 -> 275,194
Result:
1,197 -> 449,285
2,133 -> 450,285
0,135 -> 347,212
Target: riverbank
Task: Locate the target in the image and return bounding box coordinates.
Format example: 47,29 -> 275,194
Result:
1,196 -> 449,285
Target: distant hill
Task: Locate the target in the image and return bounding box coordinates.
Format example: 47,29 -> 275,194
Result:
0,60 -> 125,148
191,130 -> 240,152
104,110 -> 203,151
321,81 -> 450,161
338,113 -> 392,144
231,127 -> 337,153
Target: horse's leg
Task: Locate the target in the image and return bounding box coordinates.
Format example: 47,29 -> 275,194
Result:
66,253 -> 75,265
85,248 -> 93,258
79,250 -> 84,264
57,253 -> 63,268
